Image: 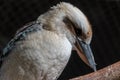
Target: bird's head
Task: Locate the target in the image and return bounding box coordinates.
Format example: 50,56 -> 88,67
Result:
37,2 -> 96,71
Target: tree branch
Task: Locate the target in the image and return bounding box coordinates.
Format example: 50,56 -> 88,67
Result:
70,61 -> 120,80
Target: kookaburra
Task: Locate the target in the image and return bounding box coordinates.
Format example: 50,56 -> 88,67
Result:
0,2 -> 96,80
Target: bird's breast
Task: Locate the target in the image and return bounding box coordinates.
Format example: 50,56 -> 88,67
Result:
0,30 -> 72,80
20,30 -> 72,79
26,30 -> 72,62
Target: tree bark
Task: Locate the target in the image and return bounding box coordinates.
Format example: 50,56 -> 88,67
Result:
70,61 -> 120,80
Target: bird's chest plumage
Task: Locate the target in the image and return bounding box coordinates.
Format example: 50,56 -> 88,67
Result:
0,30 -> 72,80
26,30 -> 72,76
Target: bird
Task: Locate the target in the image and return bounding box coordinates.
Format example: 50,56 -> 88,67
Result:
0,2 -> 96,80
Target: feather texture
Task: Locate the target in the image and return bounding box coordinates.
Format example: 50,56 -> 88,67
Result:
0,2 -> 96,80
0,24 -> 72,80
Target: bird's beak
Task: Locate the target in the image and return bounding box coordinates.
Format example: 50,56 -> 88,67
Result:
73,38 -> 96,71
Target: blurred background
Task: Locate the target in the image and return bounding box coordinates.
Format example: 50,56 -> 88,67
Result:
0,0 -> 120,79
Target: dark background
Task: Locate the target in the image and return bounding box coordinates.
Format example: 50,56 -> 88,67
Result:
0,0 -> 120,79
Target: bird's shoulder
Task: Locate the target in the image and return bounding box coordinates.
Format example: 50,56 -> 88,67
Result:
0,21 -> 42,68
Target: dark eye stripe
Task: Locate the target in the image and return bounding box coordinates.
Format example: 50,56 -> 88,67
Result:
74,27 -> 82,36
63,17 -> 82,37
63,17 -> 73,28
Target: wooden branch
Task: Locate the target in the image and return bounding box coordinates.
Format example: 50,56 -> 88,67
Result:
70,61 -> 120,80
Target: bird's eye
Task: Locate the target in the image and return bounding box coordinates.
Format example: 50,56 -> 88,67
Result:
63,17 -> 82,36
74,28 -> 82,37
